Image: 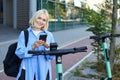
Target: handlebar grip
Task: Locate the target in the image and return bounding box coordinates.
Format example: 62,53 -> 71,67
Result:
90,36 -> 98,39
28,50 -> 44,54
90,34 -> 120,39
74,46 -> 87,52
111,34 -> 120,37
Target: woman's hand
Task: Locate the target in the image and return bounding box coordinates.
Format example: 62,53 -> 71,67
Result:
32,40 -> 50,50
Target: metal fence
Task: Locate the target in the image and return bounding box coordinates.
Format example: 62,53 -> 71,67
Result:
48,21 -> 87,32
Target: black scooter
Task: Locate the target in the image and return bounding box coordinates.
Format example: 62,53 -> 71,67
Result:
28,43 -> 87,80
90,33 -> 120,80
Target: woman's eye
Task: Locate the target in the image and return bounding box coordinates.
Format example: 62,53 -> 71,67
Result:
38,17 -> 41,19
37,17 -> 47,22
43,19 -> 46,22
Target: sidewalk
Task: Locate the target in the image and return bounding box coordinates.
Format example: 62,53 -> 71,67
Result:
0,25 -> 92,70
0,24 -> 120,80
0,38 -> 93,80
0,25 -> 92,80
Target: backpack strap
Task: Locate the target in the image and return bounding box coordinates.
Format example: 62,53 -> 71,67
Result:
24,30 -> 29,47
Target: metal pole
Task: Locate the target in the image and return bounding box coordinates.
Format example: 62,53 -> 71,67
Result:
56,56 -> 63,80
55,0 -> 56,31
13,0 -> 17,29
41,0 -> 42,9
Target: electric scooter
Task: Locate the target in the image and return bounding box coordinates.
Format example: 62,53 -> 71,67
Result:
28,43 -> 87,80
90,33 -> 120,80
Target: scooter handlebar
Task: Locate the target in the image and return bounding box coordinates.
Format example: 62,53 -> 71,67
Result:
28,46 -> 87,56
111,34 -> 120,37
90,34 -> 120,39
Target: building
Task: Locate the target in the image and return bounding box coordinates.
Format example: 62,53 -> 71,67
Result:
0,0 -> 119,30
0,0 -> 38,29
0,0 -> 67,30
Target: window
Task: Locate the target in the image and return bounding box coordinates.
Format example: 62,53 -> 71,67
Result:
0,0 -> 3,24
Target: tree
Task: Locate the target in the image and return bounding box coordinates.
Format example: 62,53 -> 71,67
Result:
83,0 -> 119,71
109,0 -> 118,70
83,3 -> 111,62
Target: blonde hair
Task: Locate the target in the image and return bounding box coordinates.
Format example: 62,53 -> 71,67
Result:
29,9 -> 49,30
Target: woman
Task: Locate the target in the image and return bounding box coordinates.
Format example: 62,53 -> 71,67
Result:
15,9 -> 55,80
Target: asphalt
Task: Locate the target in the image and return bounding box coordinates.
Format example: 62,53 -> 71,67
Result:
0,24 -> 93,80
0,24 -> 119,80
0,24 -> 91,66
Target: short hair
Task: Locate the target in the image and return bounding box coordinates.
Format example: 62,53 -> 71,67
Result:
29,9 -> 49,30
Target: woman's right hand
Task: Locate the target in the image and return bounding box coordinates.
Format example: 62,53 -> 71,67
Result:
32,40 -> 49,50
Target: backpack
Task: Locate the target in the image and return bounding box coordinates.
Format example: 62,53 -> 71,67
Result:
3,30 -> 29,77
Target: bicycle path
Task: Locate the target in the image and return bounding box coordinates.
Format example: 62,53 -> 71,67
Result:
0,25 -> 119,80
0,37 -> 93,80
0,25 -> 93,80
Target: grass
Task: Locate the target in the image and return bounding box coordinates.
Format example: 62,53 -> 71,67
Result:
71,60 -> 120,80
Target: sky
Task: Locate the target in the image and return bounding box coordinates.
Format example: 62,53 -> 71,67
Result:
74,0 -> 105,10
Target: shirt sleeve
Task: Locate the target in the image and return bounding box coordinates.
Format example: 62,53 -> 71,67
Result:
15,31 -> 33,59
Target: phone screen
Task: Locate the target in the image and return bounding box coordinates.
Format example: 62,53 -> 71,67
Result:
39,34 -> 47,41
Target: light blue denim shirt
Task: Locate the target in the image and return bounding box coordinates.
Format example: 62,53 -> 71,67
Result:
15,26 -> 55,80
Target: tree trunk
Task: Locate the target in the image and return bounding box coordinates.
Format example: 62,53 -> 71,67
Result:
109,0 -> 118,71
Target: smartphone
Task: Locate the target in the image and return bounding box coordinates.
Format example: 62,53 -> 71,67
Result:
39,34 -> 47,41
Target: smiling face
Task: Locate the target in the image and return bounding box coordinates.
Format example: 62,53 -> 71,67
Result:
34,13 -> 48,30
29,9 -> 49,31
